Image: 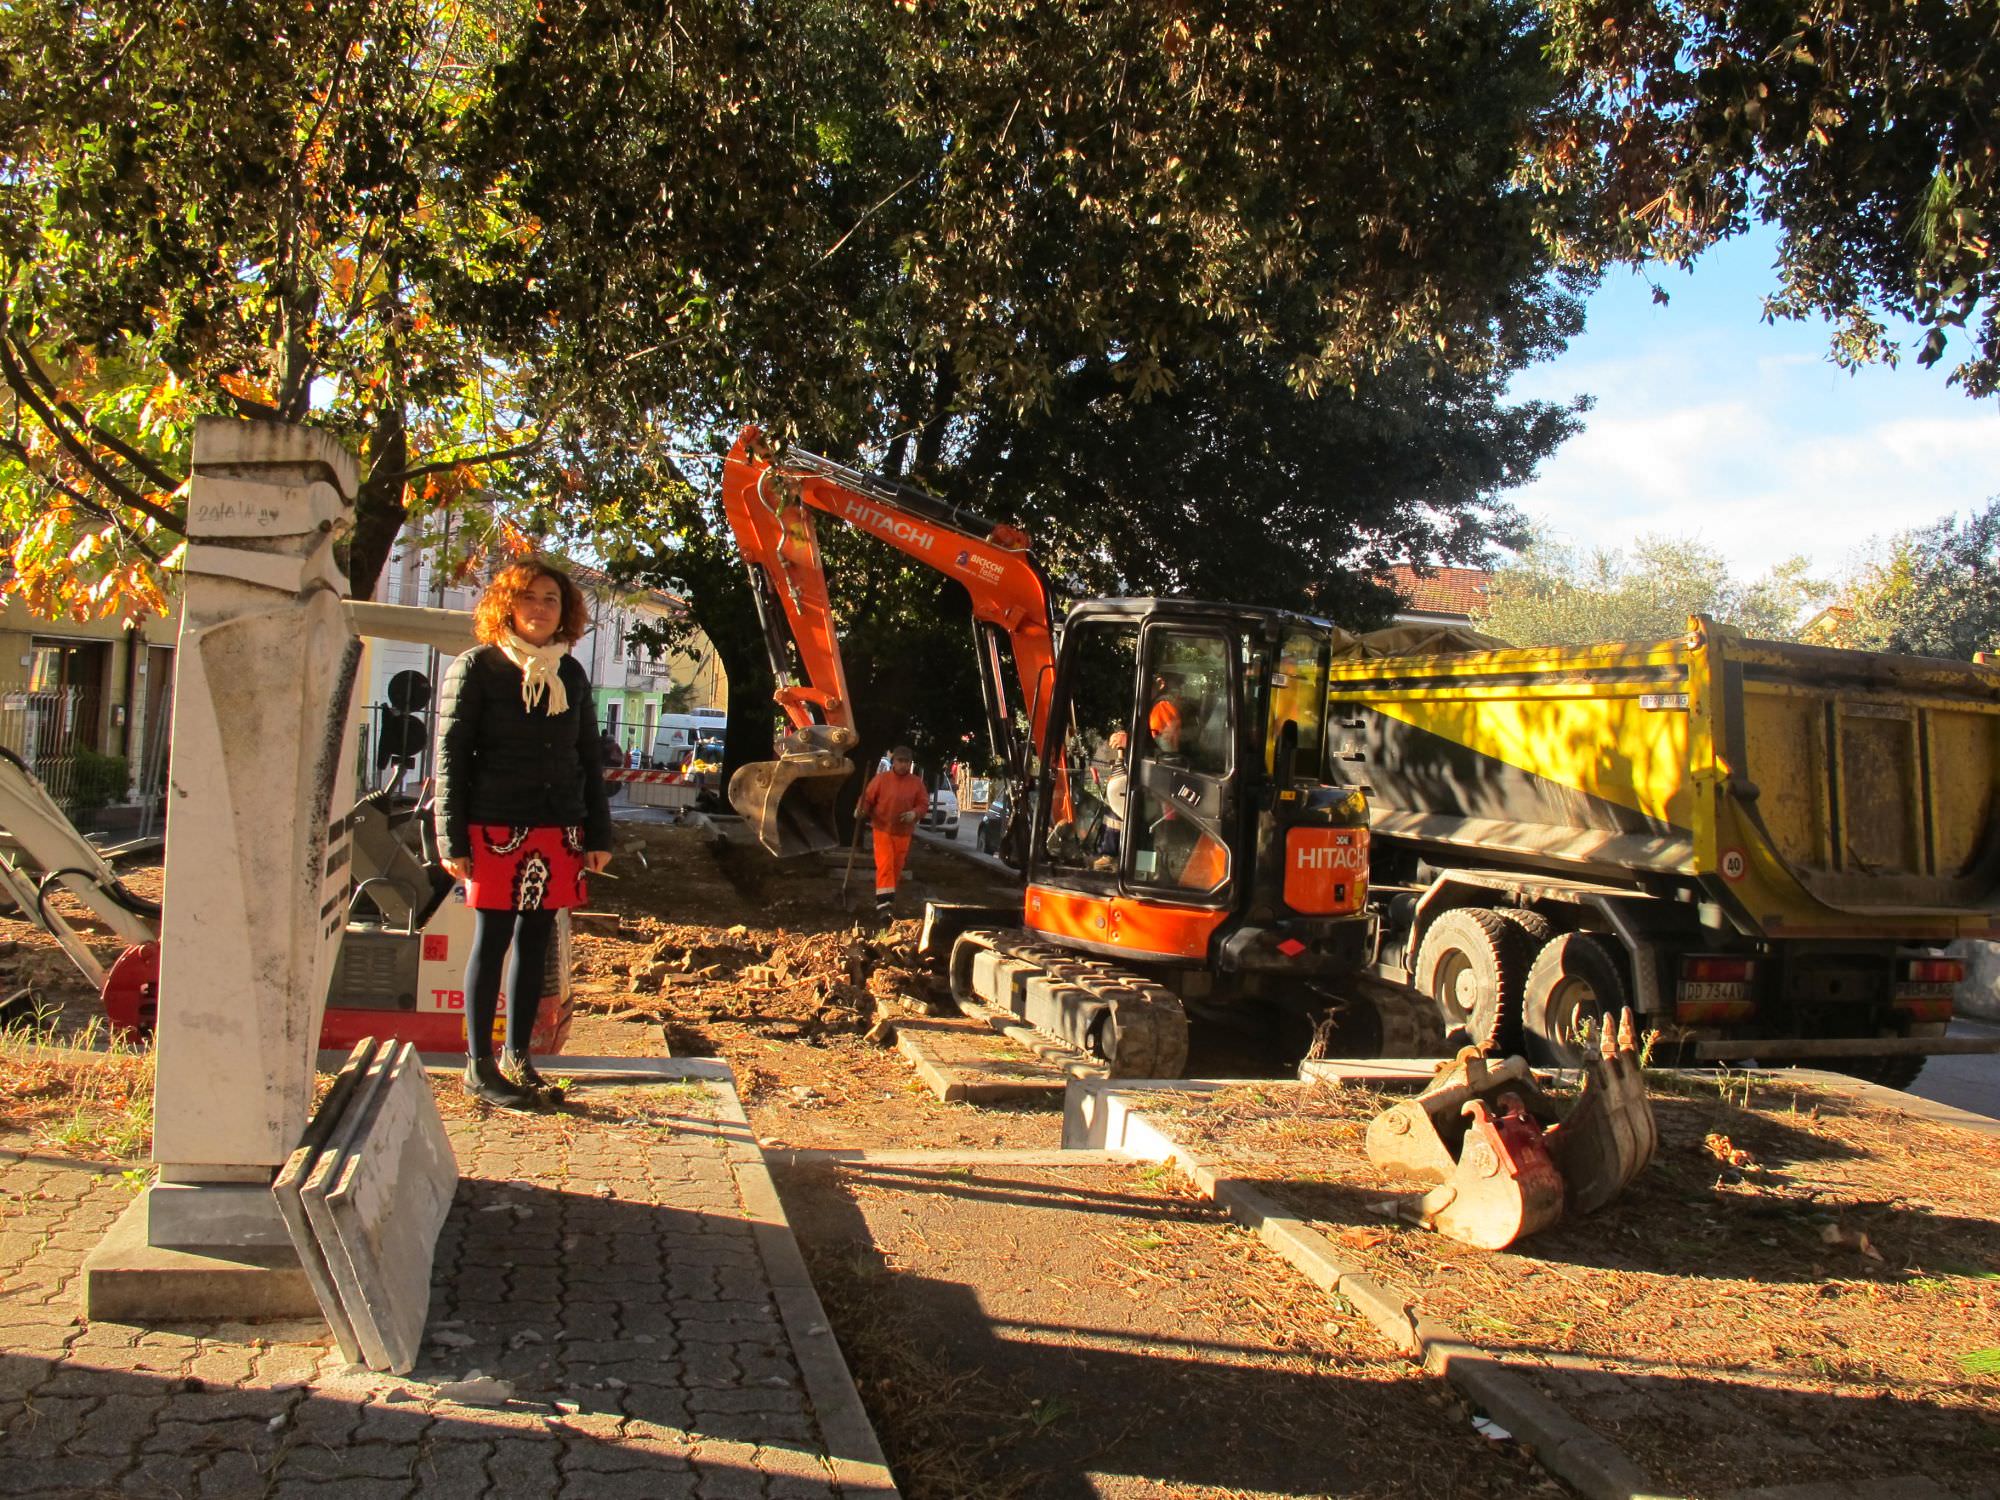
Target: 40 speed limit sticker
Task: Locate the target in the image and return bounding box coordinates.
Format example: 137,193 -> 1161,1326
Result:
1720,848 -> 1747,882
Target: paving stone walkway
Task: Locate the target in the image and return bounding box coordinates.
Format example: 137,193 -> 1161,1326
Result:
0,1072 -> 894,1499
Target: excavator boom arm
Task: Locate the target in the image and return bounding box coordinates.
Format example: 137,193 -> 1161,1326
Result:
723,425 -> 1059,774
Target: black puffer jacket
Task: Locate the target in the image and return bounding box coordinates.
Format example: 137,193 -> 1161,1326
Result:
434,645 -> 613,857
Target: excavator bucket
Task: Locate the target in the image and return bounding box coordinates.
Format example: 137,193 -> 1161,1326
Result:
1544,1009 -> 1658,1214
728,724 -> 859,858
1365,1019 -> 1658,1247
1366,1051 -> 1566,1250
1418,1096 -> 1567,1250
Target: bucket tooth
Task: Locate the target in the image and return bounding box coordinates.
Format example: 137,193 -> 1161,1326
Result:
1546,1007 -> 1658,1214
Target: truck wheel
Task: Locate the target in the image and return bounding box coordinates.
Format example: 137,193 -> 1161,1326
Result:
1492,908 -> 1555,947
1414,908 -> 1526,1052
1522,932 -> 1628,1067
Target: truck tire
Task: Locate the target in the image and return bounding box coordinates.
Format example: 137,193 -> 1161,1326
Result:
1492,908 -> 1555,947
1414,908 -> 1526,1052
1522,932 -> 1628,1067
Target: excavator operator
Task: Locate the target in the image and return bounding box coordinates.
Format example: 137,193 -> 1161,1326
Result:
1148,674 -> 1184,755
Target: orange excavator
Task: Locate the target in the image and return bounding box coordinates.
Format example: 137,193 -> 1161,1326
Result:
720,424 -> 1427,1076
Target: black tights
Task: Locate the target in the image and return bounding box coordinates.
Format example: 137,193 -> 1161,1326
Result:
464,908 -> 556,1061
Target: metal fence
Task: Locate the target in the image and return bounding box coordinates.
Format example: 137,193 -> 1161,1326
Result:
0,684 -> 118,829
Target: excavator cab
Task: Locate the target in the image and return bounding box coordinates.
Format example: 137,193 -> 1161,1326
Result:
1023,600 -> 1373,981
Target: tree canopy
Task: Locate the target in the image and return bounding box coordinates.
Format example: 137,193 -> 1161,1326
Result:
465,1 -> 1593,765
0,0 -> 552,614
1476,532 -> 1824,646
3,0 -> 1597,650
1544,0 -> 2000,393
1812,499 -> 2000,660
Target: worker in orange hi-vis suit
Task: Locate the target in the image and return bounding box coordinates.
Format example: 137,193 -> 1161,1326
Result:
856,745 -> 929,917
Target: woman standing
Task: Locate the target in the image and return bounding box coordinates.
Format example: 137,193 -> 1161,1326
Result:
435,559 -> 612,1109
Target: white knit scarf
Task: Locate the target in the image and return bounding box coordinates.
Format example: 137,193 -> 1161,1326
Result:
496,631 -> 570,715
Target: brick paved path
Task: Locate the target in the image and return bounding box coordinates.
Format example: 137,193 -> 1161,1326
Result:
0,1078 -> 888,1499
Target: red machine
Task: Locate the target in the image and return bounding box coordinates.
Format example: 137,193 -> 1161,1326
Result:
0,750 -> 569,1056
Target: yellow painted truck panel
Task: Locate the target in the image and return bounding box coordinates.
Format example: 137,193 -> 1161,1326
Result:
1326,620 -> 2000,941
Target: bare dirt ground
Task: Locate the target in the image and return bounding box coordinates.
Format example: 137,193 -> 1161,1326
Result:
11,821 -> 1998,1496
780,1159 -> 1559,1499
1155,1078 -> 2000,1497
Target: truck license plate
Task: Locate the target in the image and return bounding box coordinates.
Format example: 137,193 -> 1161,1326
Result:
1679,981 -> 1751,1002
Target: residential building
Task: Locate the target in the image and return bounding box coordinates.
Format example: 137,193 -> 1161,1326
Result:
1380,564 -> 1491,628
0,594 -> 182,829
360,536 -> 726,780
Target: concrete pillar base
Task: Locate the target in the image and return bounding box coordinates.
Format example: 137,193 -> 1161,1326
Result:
146,1179 -> 294,1249
81,1190 -> 319,1322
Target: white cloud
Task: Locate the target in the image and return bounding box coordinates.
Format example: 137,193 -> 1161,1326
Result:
1510,326 -> 2000,578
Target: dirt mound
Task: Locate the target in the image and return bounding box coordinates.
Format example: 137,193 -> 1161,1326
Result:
574,916 -> 944,1042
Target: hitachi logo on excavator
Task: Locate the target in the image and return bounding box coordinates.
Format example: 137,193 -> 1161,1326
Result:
842,497 -> 936,551
1295,845 -> 1358,870
1291,832 -> 1365,871
1284,830 -> 1367,913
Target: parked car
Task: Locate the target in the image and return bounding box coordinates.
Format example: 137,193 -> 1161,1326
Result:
923,782 -> 960,836
687,738 -> 725,789
976,791 -> 1011,855
978,787 -> 1036,864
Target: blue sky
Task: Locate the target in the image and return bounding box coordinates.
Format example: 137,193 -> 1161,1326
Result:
1505,228 -> 2000,583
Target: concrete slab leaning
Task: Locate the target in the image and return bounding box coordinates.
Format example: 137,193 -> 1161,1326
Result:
306,1041 -> 459,1373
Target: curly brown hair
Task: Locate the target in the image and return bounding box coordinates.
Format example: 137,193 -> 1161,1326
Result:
472,559 -> 591,646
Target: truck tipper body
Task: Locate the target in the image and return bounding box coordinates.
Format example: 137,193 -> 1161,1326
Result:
1325,617 -> 2000,1084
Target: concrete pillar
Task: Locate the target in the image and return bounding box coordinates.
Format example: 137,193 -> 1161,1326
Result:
144,417 -> 363,1249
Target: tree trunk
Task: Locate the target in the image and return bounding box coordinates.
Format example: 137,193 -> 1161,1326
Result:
346,459 -> 409,601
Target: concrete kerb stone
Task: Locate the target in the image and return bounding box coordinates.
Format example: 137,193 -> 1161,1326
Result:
1768,1066 -> 2000,1138
399,1053 -> 737,1085
705,1068 -> 901,1499
769,1149 -> 1129,1169
892,1014 -> 1084,1105
1062,1076 -> 1676,1500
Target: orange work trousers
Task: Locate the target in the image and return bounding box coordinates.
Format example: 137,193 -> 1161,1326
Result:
872,829 -> 913,894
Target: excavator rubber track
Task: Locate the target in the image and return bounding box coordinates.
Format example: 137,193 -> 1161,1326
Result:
1317,976 -> 1448,1061
948,929 -> 1190,1079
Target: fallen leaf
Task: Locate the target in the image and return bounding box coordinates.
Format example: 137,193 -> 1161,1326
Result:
1819,1222 -> 1884,1261
1705,1132 -> 1756,1169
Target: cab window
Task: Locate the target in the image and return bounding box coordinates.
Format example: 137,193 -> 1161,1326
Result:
1130,629 -> 1232,895
1267,628 -> 1327,776
1042,620 -> 1139,876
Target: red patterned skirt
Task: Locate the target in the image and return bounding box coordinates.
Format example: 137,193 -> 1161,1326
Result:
464,824 -> 589,911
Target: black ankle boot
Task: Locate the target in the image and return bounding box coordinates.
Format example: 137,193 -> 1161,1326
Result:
463,1056 -> 536,1112
501,1048 -> 565,1104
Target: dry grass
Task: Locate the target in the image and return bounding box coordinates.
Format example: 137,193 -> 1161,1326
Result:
0,1012 -> 155,1161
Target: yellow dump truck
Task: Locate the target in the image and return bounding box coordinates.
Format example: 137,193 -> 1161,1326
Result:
1325,618 -> 2000,1086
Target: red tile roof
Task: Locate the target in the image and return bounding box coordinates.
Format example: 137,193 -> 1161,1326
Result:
1381,565 -> 1491,619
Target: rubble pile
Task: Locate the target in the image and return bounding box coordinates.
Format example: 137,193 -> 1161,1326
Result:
577,918 -> 947,1041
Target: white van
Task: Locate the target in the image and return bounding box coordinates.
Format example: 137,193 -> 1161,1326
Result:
650,708 -> 727,774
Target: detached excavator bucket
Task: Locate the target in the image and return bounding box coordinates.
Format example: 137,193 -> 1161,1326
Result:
1545,1009 -> 1658,1214
1366,1051 -> 1566,1250
728,724 -> 859,858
